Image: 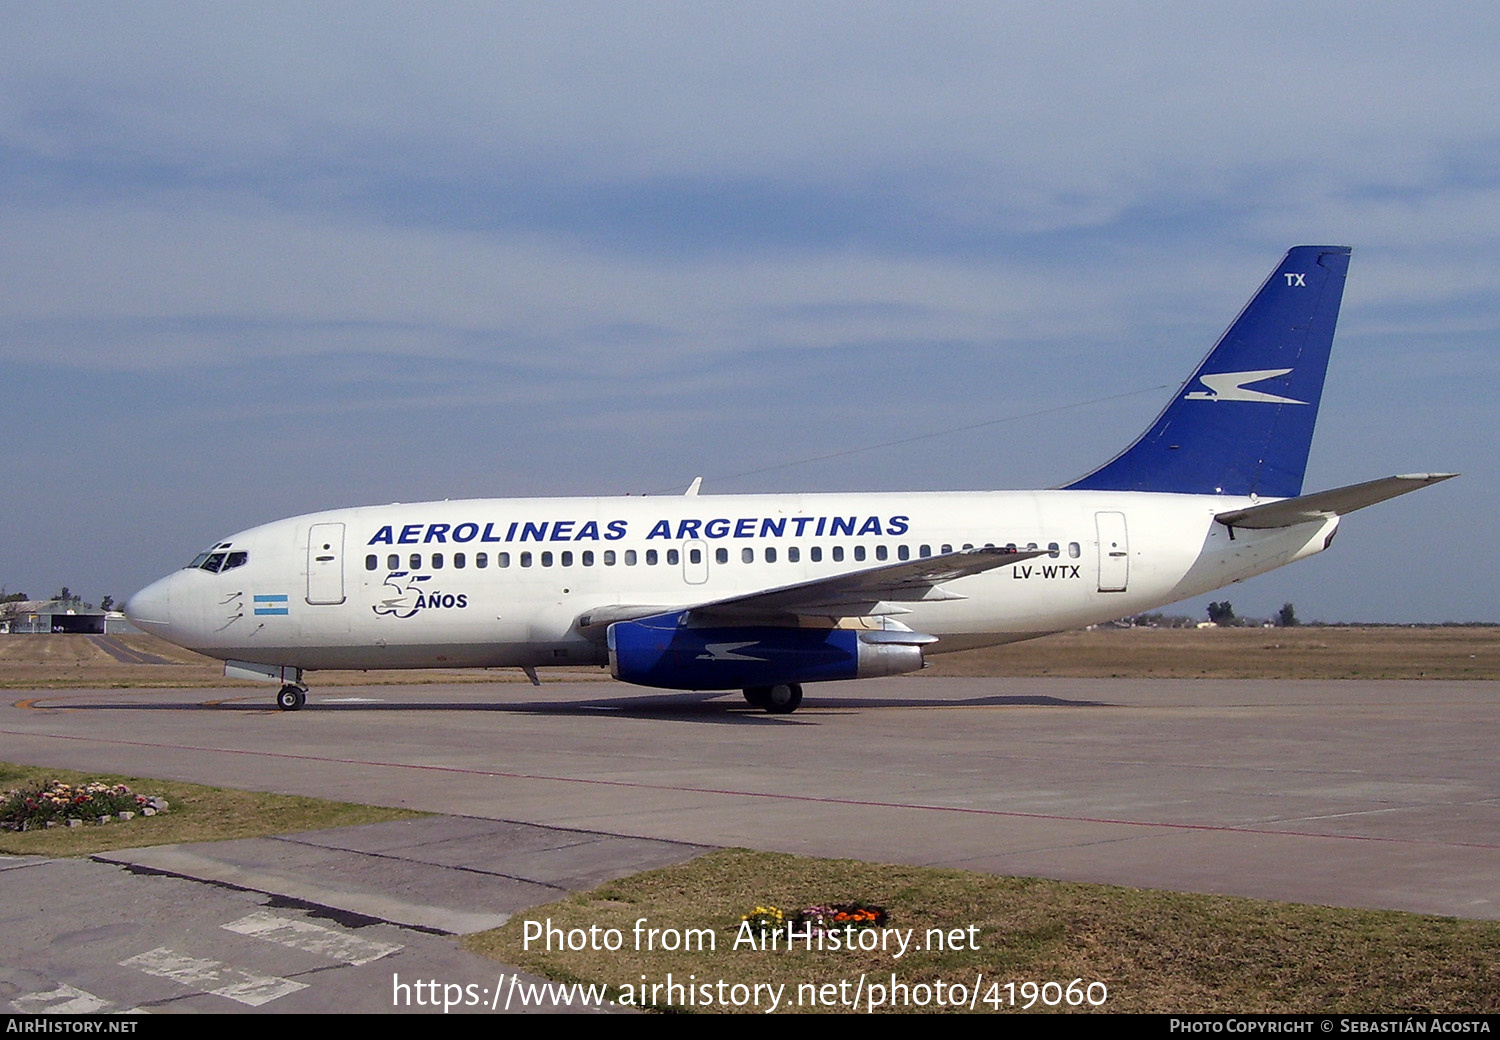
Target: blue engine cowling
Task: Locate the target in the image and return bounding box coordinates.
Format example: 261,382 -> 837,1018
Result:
607,612 -> 926,690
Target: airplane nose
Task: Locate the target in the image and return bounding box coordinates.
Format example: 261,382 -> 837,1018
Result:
124,575 -> 173,630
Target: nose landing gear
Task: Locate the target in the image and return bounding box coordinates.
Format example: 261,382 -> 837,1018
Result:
277,684 -> 307,711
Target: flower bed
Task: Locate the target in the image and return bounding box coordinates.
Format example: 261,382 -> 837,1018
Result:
794,903 -> 888,933
0,779 -> 167,830
740,902 -> 889,938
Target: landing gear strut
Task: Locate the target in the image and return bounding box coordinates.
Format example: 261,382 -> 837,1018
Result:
277,684 -> 307,711
743,683 -> 803,714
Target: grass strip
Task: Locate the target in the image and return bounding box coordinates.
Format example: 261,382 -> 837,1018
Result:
0,760 -> 423,857
464,848 -> 1500,1014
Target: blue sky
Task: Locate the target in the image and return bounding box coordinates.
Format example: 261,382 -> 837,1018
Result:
2,2 -> 1494,623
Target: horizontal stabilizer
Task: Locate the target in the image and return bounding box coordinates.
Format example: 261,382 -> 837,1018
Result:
1214,473 -> 1457,530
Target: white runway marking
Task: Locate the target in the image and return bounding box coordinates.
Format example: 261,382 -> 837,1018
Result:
223,910 -> 402,965
11,983 -> 110,1014
120,947 -> 308,1006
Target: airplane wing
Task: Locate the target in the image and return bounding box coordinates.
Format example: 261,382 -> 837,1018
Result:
687,545 -> 1049,619
1214,473 -> 1457,530
576,545 -> 1049,631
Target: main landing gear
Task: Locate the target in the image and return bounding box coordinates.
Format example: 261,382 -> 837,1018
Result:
277,683 -> 307,711
742,683 -> 803,714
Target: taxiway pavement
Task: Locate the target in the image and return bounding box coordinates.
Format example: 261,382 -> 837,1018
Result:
5,676 -> 1496,921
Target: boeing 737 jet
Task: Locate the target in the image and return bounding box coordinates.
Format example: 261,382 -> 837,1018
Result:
126,246 -> 1453,713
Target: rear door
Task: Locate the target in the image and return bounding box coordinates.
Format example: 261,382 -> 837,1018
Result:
1095,511 -> 1129,592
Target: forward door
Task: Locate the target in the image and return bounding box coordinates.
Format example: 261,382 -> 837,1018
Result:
306,522 -> 346,605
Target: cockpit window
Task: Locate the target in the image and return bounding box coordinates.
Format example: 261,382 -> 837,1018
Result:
187,544 -> 249,573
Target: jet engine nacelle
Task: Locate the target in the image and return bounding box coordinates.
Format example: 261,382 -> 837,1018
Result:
606,613 -> 925,691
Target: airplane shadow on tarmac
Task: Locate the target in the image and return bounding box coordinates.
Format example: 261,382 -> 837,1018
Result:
17,688 -> 1114,725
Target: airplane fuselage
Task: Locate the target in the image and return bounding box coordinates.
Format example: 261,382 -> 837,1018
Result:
127,488 -> 1336,673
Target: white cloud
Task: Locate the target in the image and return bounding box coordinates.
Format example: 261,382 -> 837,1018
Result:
1,1 -> 1496,618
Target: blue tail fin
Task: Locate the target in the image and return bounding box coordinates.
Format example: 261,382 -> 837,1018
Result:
1066,245 -> 1351,499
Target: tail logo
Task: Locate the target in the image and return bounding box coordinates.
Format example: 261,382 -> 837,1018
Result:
1184,369 -> 1307,405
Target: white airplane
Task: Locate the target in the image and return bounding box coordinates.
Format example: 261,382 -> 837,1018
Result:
126,246 -> 1453,713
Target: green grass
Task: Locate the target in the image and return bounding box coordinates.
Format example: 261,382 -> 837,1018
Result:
7,757 -> 1496,1014
464,849 -> 1500,1014
0,761 -> 424,857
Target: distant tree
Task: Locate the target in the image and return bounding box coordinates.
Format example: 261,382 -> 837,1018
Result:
1207,601 -> 1236,626
100,595 -> 115,612
0,590 -> 27,604
49,587 -> 92,609
1276,602 -> 1299,627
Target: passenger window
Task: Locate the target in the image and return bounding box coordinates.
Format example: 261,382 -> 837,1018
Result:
853,545 -> 866,562
740,547 -> 752,563
454,552 -> 466,569
410,554 -> 421,569
476,552 -> 488,568
432,553 -> 444,569
941,544 -> 953,554
647,549 -> 659,565
388,554 -> 399,570
666,549 -> 679,565
498,552 -> 510,568
604,550 -> 616,566
788,546 -> 799,563
541,551 -> 553,567
625,550 -> 637,566
583,550 -> 595,566
366,554 -> 378,571
1069,542 -> 1081,558
810,546 -> 822,562
561,551 -> 573,567
832,546 -> 844,562
919,545 -> 932,557
716,548 -> 728,564
875,545 -> 887,561
520,552 -> 532,568
1048,542 -> 1060,559
765,547 -> 777,563
898,545 -> 910,561
689,547 -> 702,564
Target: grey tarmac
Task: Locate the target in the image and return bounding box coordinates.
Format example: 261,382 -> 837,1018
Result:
4,676 -> 1496,920
0,845 -> 628,1014
7,675 -> 1497,1012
